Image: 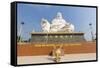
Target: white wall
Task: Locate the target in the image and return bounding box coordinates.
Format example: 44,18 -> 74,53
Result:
0,0 -> 99,68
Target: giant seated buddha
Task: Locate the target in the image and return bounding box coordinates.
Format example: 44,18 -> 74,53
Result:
41,12 -> 75,32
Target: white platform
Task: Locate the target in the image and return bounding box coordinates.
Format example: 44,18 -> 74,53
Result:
17,53 -> 96,65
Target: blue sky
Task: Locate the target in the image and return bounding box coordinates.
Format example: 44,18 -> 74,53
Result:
17,3 -> 96,41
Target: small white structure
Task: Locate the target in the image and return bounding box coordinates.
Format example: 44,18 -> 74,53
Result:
41,12 -> 75,32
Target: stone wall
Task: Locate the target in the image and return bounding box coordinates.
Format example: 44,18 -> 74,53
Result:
17,42 -> 96,56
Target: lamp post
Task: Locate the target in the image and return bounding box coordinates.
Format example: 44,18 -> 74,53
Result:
89,23 -> 94,41
19,22 -> 24,43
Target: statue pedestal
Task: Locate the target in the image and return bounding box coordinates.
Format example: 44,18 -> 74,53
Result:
31,32 -> 85,43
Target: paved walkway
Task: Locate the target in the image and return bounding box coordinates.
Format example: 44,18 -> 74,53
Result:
17,53 -> 96,65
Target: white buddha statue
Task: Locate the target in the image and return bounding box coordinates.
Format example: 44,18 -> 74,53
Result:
41,18 -> 50,32
41,12 -> 75,32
